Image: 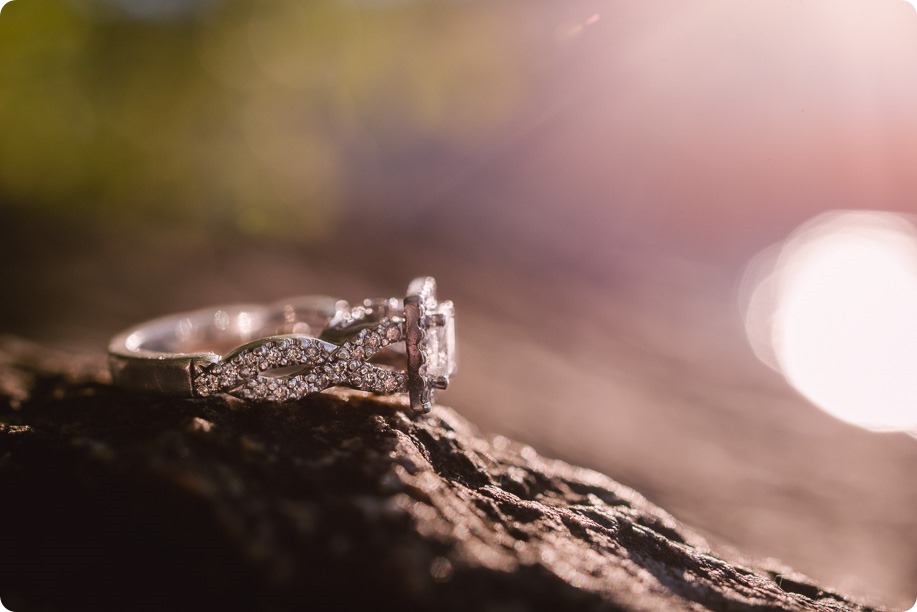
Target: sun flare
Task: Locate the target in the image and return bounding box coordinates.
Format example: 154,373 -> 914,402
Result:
743,212 -> 917,434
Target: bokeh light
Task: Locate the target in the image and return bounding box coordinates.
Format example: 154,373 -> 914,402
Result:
743,211 -> 917,435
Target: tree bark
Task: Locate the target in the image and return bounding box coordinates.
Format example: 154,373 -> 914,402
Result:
0,337 -> 878,611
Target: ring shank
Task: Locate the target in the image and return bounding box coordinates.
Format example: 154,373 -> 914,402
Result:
108,296 -> 342,397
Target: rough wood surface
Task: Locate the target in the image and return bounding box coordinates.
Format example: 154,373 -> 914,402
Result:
0,337 -> 878,611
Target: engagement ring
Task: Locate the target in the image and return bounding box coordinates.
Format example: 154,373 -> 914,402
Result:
108,277 -> 456,413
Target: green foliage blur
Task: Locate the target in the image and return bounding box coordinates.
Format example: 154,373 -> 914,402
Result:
0,0 -> 527,238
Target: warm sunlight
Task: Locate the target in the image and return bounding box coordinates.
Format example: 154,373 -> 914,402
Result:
743,211 -> 917,434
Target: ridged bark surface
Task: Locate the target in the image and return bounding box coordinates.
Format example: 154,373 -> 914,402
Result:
0,337 -> 878,611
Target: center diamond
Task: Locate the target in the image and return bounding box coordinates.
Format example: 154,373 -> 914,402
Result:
424,300 -> 456,379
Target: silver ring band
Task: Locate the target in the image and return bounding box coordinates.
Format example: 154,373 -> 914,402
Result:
108,277 -> 456,413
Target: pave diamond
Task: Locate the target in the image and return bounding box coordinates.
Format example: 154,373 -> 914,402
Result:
191,318 -> 406,401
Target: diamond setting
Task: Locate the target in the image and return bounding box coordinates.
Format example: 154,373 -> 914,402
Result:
192,318 -> 405,402
404,277 -> 457,413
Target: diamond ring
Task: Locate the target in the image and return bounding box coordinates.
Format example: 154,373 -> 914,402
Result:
108,276 -> 457,413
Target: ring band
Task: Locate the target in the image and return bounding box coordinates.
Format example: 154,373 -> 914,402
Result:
108,277 -> 457,413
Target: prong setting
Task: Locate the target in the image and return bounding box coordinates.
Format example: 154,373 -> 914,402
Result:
404,277 -> 457,413
427,313 -> 447,327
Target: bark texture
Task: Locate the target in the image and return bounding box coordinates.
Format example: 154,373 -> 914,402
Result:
0,337 -> 878,611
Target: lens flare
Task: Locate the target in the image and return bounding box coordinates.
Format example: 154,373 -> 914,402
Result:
742,211 -> 917,435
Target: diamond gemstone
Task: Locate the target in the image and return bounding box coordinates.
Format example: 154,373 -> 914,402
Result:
192,317 -> 406,401
424,301 -> 456,379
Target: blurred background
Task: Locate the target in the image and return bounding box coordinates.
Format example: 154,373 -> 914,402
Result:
1,0 -> 916,607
